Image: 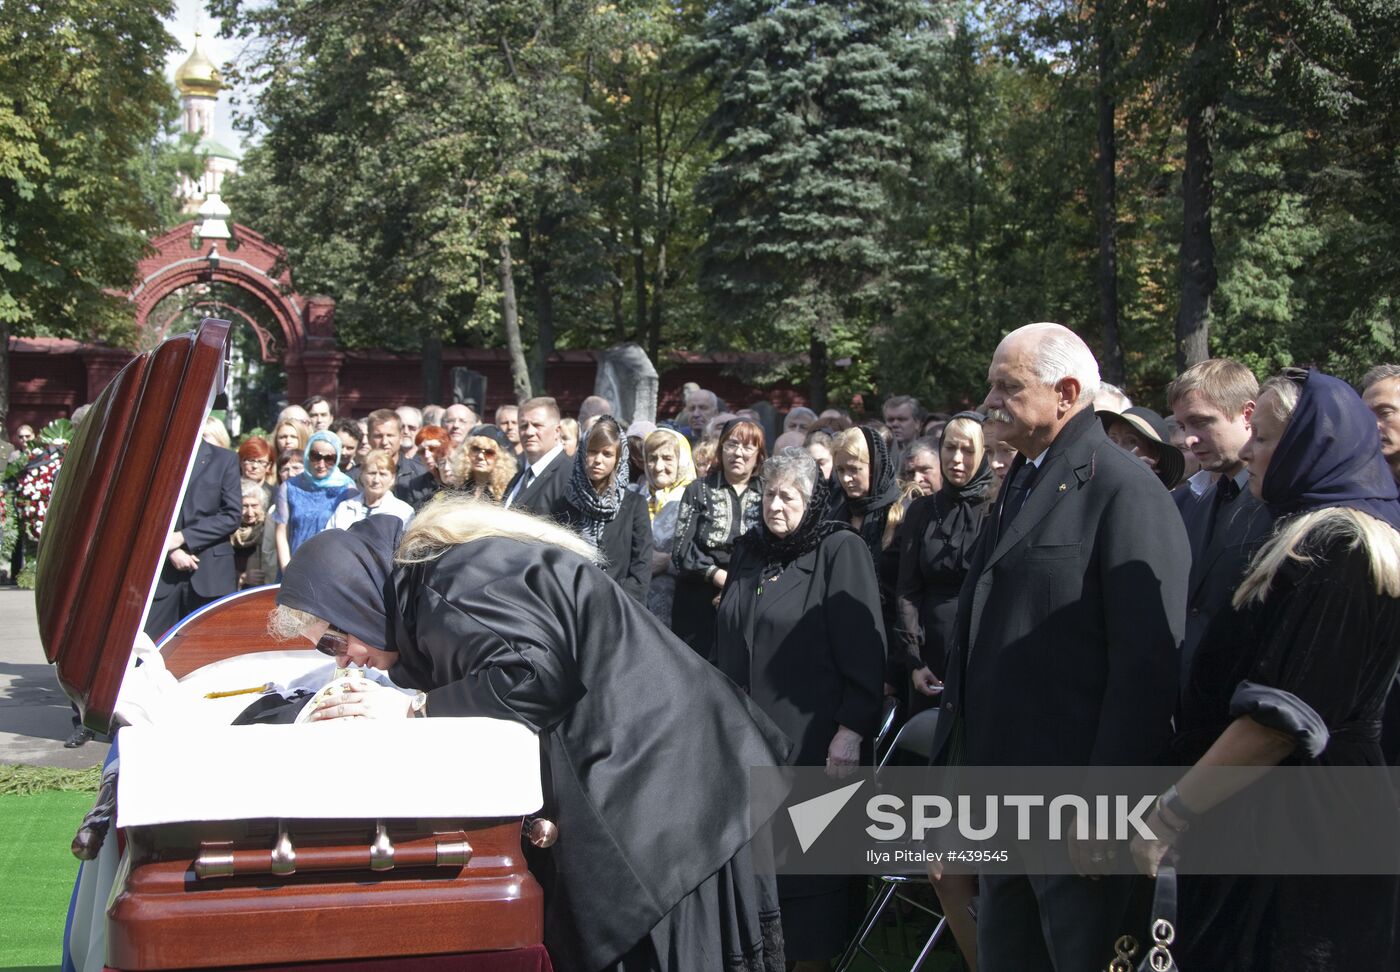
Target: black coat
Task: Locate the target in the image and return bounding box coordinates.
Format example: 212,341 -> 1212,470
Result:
670,473 -> 763,655
931,407 -> 1190,767
145,442 -> 241,638
556,488 -> 654,603
505,448 -> 570,517
895,489 -> 992,679
388,540 -> 791,972
1174,471 -> 1273,682
715,529 -> 885,765
392,454 -> 428,506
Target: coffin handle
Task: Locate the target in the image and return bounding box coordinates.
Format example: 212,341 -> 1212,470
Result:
369,821 -> 395,871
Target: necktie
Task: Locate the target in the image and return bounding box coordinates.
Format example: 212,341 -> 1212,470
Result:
1205,474 -> 1241,543
508,468 -> 534,508
1000,461 -> 1038,533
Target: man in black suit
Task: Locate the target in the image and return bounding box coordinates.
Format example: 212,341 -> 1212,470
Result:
365,408 -> 427,504
144,439 -> 241,641
930,323 -> 1189,972
503,396 -> 570,516
1169,359 -> 1274,680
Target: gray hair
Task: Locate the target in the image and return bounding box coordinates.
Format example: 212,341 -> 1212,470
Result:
686,388 -> 718,409
396,405 -> 422,425
1257,371 -> 1304,426
1361,364 -> 1400,391
760,448 -> 819,502
268,603 -> 320,642
1007,322 -> 1102,404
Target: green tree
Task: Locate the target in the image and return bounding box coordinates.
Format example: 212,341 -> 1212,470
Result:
694,0 -> 932,409
0,0 -> 185,426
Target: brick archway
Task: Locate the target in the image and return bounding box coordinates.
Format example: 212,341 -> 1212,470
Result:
128,223 -> 341,404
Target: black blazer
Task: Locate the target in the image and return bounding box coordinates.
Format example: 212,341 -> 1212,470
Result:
1174,473 -> 1274,682
165,441 -> 241,599
505,448 -> 570,517
715,529 -> 886,765
931,408 -> 1190,767
557,489 -> 654,603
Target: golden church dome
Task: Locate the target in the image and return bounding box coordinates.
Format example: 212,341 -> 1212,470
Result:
174,33 -> 222,97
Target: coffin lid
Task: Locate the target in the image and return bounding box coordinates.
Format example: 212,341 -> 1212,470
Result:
36,320 -> 231,733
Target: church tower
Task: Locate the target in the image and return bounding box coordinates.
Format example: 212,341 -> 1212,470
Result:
173,33 -> 240,213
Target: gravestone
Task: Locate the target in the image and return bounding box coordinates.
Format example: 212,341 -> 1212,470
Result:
594,344 -> 658,428
450,368 -> 488,415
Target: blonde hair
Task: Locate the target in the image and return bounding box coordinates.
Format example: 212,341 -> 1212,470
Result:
1235,507 -> 1400,607
940,416 -> 985,470
396,493 -> 600,565
1167,358 -> 1259,418
831,427 -> 869,463
203,416 -> 231,449
451,434 -> 517,500
360,448 -> 395,475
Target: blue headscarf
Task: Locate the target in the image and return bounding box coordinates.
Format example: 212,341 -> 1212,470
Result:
1261,370 -> 1400,531
302,430 -> 355,490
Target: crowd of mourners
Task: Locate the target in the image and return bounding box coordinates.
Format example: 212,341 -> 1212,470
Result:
50,322 -> 1400,972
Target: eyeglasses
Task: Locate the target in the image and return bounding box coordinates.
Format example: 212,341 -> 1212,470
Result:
469,446 -> 497,457
315,626 -> 349,657
308,452 -> 337,465
242,458 -> 270,468
722,441 -> 758,457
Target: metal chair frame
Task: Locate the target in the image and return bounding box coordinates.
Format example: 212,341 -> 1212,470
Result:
835,707 -> 953,972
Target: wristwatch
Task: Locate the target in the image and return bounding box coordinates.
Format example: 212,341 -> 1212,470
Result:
408,691 -> 429,718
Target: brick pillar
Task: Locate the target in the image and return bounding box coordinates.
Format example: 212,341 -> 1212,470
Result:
79,347 -> 137,403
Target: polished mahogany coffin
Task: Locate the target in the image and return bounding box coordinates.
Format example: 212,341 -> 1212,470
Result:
38,321 -> 546,970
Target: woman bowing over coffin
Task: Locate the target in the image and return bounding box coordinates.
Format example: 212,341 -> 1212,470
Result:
270,501 -> 790,972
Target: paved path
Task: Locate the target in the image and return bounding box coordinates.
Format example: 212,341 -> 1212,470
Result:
0,588 -> 111,769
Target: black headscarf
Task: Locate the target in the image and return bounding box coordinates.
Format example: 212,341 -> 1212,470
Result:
843,425 -> 902,561
741,463 -> 853,577
276,515 -> 403,651
1261,369 -> 1400,531
565,415 -> 630,547
927,412 -> 995,569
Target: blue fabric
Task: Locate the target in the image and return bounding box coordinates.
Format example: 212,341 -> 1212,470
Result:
1262,370 -> 1400,530
303,430 -> 355,490
285,474 -> 357,554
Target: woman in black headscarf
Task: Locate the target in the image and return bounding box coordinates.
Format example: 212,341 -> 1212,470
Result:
554,416 -> 652,603
270,503 -> 789,972
829,425 -> 906,694
1129,369 -> 1400,970
715,448 -> 885,967
896,411 -> 994,712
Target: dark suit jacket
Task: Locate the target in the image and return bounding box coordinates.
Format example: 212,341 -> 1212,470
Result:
505,448 -> 570,517
1174,472 -> 1274,682
393,454 -> 428,506
166,441 -> 241,599
931,408 -> 1190,767
557,489 -> 654,603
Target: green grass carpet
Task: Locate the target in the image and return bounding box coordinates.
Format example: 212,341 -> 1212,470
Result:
0,789 -> 92,969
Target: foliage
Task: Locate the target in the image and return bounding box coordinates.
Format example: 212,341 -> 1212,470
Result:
0,764 -> 102,796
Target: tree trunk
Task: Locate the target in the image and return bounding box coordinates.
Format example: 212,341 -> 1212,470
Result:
612,256 -> 627,339
1175,0 -> 1224,372
809,330 -> 829,412
524,222 -> 556,395
0,321 -> 9,434
1095,1 -> 1125,386
421,332 -> 442,405
649,95 -> 667,362
498,235 -> 533,403
631,129 -> 648,343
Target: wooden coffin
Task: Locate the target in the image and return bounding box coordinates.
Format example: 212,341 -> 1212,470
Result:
37,321 -> 545,970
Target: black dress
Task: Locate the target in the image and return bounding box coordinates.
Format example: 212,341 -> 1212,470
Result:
1175,529 -> 1400,970
715,528 -> 885,960
671,472 -> 762,657
388,539 -> 790,972
557,488 -> 654,603
894,471 -> 992,708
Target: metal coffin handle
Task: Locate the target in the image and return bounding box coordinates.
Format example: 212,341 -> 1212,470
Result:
193,822 -> 472,880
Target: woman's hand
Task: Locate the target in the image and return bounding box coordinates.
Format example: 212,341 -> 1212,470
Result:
825,725 -> 862,779
1129,810 -> 1179,878
1066,810 -> 1120,879
308,679 -> 413,722
712,568 -> 728,589
911,667 -> 943,696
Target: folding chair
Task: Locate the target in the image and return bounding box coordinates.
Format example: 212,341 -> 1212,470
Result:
836,707 -> 950,972
872,695 -> 899,765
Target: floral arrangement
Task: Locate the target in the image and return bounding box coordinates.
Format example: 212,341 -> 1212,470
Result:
3,419 -> 76,572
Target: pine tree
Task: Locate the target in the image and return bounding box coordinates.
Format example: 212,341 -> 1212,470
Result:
694,0 -> 930,408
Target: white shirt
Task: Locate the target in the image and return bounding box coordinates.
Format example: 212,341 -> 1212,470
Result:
325,493 -> 414,531
505,443 -> 564,508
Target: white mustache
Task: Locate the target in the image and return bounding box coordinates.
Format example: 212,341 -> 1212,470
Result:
984,407 -> 1013,424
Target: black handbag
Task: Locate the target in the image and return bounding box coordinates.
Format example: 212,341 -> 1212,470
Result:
1108,864 -> 1179,972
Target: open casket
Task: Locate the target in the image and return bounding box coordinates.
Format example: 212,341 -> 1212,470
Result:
38,320 -> 547,970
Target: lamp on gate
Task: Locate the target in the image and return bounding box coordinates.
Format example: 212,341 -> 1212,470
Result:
192,193 -> 232,242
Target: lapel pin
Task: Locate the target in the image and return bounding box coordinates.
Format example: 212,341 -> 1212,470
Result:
1058,483 -> 1067,492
